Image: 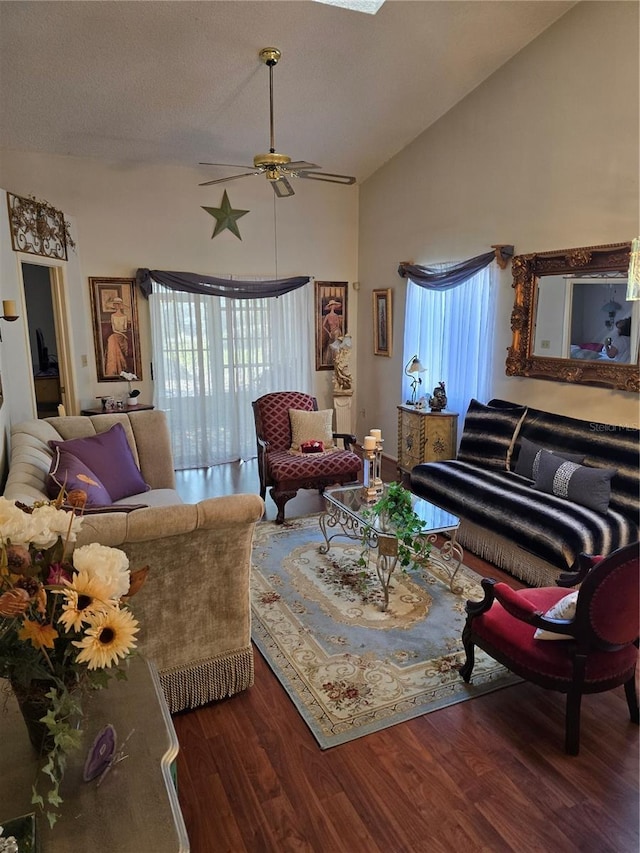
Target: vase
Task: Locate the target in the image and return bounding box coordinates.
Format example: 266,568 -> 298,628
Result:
11,679 -> 58,753
128,397 -> 138,406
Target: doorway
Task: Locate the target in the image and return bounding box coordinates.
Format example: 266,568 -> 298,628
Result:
21,261 -> 73,418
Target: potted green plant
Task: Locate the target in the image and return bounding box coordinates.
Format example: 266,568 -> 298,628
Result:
358,482 -> 432,572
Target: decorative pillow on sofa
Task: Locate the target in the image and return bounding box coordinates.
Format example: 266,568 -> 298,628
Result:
456,399 -> 527,471
534,591 -> 578,640
533,451 -> 616,514
46,447 -> 113,507
514,437 -> 585,480
289,409 -> 335,452
49,423 -> 150,502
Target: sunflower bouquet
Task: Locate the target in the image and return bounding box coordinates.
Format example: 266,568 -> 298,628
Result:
0,495 -> 146,827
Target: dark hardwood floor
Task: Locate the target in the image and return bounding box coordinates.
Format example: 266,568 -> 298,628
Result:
173,460 -> 639,853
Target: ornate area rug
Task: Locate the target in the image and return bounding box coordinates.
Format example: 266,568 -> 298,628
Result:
251,515 -> 521,749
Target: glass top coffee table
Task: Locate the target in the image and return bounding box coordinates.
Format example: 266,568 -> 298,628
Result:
320,484 -> 464,611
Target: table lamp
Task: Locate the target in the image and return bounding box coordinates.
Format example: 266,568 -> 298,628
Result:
404,355 -> 426,405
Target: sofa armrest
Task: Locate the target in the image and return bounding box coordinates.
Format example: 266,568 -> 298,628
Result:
76,494 -> 264,546
76,494 -> 265,711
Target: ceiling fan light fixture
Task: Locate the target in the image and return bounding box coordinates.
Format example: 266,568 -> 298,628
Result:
254,152 -> 291,169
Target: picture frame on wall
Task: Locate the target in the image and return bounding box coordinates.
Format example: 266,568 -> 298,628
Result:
89,277 -> 143,382
373,288 -> 392,356
315,281 -> 348,371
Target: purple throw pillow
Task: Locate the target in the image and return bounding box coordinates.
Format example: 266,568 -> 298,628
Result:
47,447 -> 113,507
49,423 -> 150,502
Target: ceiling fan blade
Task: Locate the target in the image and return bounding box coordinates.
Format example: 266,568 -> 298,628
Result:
199,162 -> 255,169
299,171 -> 356,186
272,177 -> 295,198
285,161 -> 320,171
198,171 -> 260,187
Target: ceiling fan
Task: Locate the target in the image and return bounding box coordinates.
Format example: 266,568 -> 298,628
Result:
198,47 -> 356,199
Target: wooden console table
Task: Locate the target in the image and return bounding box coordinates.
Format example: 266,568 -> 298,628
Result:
0,657 -> 189,852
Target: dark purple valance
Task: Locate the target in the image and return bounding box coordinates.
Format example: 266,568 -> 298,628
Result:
398,246 -> 513,290
136,268 -> 311,300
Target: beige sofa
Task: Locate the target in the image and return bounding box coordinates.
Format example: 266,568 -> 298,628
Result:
3,410 -> 265,713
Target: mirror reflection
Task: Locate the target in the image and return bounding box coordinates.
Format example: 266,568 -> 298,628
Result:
533,275 -> 639,364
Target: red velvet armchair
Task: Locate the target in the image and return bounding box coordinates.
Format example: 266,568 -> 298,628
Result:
460,542 -> 639,754
252,391 -> 361,524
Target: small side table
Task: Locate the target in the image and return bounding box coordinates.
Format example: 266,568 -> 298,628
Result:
0,657 -> 189,852
397,405 -> 458,476
80,404 -> 155,416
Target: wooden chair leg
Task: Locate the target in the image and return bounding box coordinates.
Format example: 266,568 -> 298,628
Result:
624,675 -> 639,723
565,689 -> 582,755
270,488 -> 298,524
459,624 -> 475,683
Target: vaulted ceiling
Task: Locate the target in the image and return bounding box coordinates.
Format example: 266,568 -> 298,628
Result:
0,1 -> 576,184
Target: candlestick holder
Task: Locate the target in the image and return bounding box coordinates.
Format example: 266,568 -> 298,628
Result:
361,447 -> 379,504
373,439 -> 384,496
0,299 -> 19,341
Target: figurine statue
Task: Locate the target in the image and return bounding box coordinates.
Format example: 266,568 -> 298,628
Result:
330,334 -> 353,393
429,381 -> 447,412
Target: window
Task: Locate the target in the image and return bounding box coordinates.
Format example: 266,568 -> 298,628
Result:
150,281 -> 314,468
402,264 -> 497,428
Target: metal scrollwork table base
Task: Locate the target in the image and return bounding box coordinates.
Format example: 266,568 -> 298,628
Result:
319,485 -> 465,611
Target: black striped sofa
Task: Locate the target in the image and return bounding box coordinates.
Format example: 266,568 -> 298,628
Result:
409,399 -> 639,587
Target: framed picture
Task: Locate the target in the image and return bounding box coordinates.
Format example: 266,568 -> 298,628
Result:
315,281 -> 348,371
373,288 -> 392,356
89,277 -> 142,382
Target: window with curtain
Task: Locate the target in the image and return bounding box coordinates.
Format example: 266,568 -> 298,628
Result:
149,279 -> 314,469
402,263 -> 497,434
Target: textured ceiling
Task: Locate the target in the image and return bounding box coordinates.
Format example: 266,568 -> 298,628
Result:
0,1 -> 576,183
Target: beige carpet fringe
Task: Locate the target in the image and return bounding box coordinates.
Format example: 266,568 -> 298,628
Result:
159,646 -> 254,714
457,520 -> 561,587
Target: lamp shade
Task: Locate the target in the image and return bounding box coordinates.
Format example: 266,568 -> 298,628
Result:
601,300 -> 622,314
405,356 -> 426,375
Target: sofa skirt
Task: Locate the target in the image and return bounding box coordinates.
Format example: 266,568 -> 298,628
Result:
457,520 -> 567,587
159,646 -> 254,713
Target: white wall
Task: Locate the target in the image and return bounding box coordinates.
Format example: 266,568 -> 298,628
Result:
358,1 -> 639,458
0,157 -> 358,432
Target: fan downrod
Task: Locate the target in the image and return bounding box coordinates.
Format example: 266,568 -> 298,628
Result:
259,47 -> 281,67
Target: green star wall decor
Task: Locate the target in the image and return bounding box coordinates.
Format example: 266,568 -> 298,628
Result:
202,190 -> 249,240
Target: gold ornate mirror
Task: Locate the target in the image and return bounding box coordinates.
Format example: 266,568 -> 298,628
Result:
507,242 -> 638,392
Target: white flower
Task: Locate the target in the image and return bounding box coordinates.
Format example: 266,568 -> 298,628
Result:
0,497 -> 34,545
28,504 -> 83,548
72,543 -> 130,599
120,371 -> 138,382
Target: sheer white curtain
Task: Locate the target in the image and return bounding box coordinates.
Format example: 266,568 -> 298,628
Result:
402,263 -> 497,437
149,279 -> 314,469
